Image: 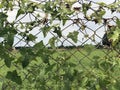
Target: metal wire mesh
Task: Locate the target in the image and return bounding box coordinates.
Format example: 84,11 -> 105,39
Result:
0,0 -> 120,89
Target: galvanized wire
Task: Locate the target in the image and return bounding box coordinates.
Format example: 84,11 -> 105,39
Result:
0,0 -> 119,89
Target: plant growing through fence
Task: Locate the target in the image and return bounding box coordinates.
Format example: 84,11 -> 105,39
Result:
0,0 -> 120,89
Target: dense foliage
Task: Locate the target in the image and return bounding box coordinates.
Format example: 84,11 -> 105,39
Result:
0,0 -> 120,89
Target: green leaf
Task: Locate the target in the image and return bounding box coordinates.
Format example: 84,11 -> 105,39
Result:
43,2 -> 52,13
1,52 -> 12,68
64,0 -> 77,3
33,41 -> 44,50
0,3 -> 3,8
27,2 -> 35,13
99,10 -> 106,16
93,56 -> 100,60
84,44 -> 93,54
63,80 -> 71,90
108,27 -> 120,46
82,3 -> 87,15
41,26 -> 51,37
62,19 -> 67,26
16,9 -> 25,19
82,2 -> 91,15
116,18 -> 120,28
95,84 -> 101,90
6,33 -> 14,47
53,26 -> 62,38
20,22 -> 25,29
20,49 -> 35,68
8,1 -> 13,10
81,77 -> 88,87
78,87 -> 87,90
0,12 -> 8,20
26,34 -> 37,41
49,37 -> 57,48
41,54 -> 50,64
45,64 -> 56,74
22,55 -> 30,68
4,57 -> 12,68
6,70 -> 22,85
81,25 -> 86,30
67,31 -> 79,43
97,2 -> 106,6
84,34 -> 89,38
33,41 -> 46,56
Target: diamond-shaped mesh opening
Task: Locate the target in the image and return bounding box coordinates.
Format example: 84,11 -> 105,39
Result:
0,0 -> 120,89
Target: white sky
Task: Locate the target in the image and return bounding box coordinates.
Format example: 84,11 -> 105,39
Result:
91,0 -> 115,4
4,0 -> 120,46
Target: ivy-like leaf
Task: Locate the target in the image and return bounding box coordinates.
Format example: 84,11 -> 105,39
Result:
42,26 -> 51,37
53,26 -> 62,38
0,12 -> 8,21
95,84 -> 101,90
67,31 -> 79,43
64,0 -> 77,3
84,44 -> 93,54
45,63 -> 56,74
4,56 -> 12,68
0,51 -> 12,68
84,34 -> 89,38
62,19 -> 67,26
27,2 -> 36,13
16,9 -> 25,19
93,56 -> 100,60
99,10 -> 106,16
41,54 -> 50,64
97,2 -> 106,7
81,77 -> 88,87
108,27 -> 120,46
82,2 -> 91,15
22,55 -> 30,68
81,25 -> 86,30
82,3 -> 87,15
49,37 -> 57,48
6,70 -> 22,85
116,18 -> 120,28
26,34 -> 37,41
33,41 -> 44,50
6,33 -> 14,47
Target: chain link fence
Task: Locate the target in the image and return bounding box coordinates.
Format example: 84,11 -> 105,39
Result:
0,0 -> 120,89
